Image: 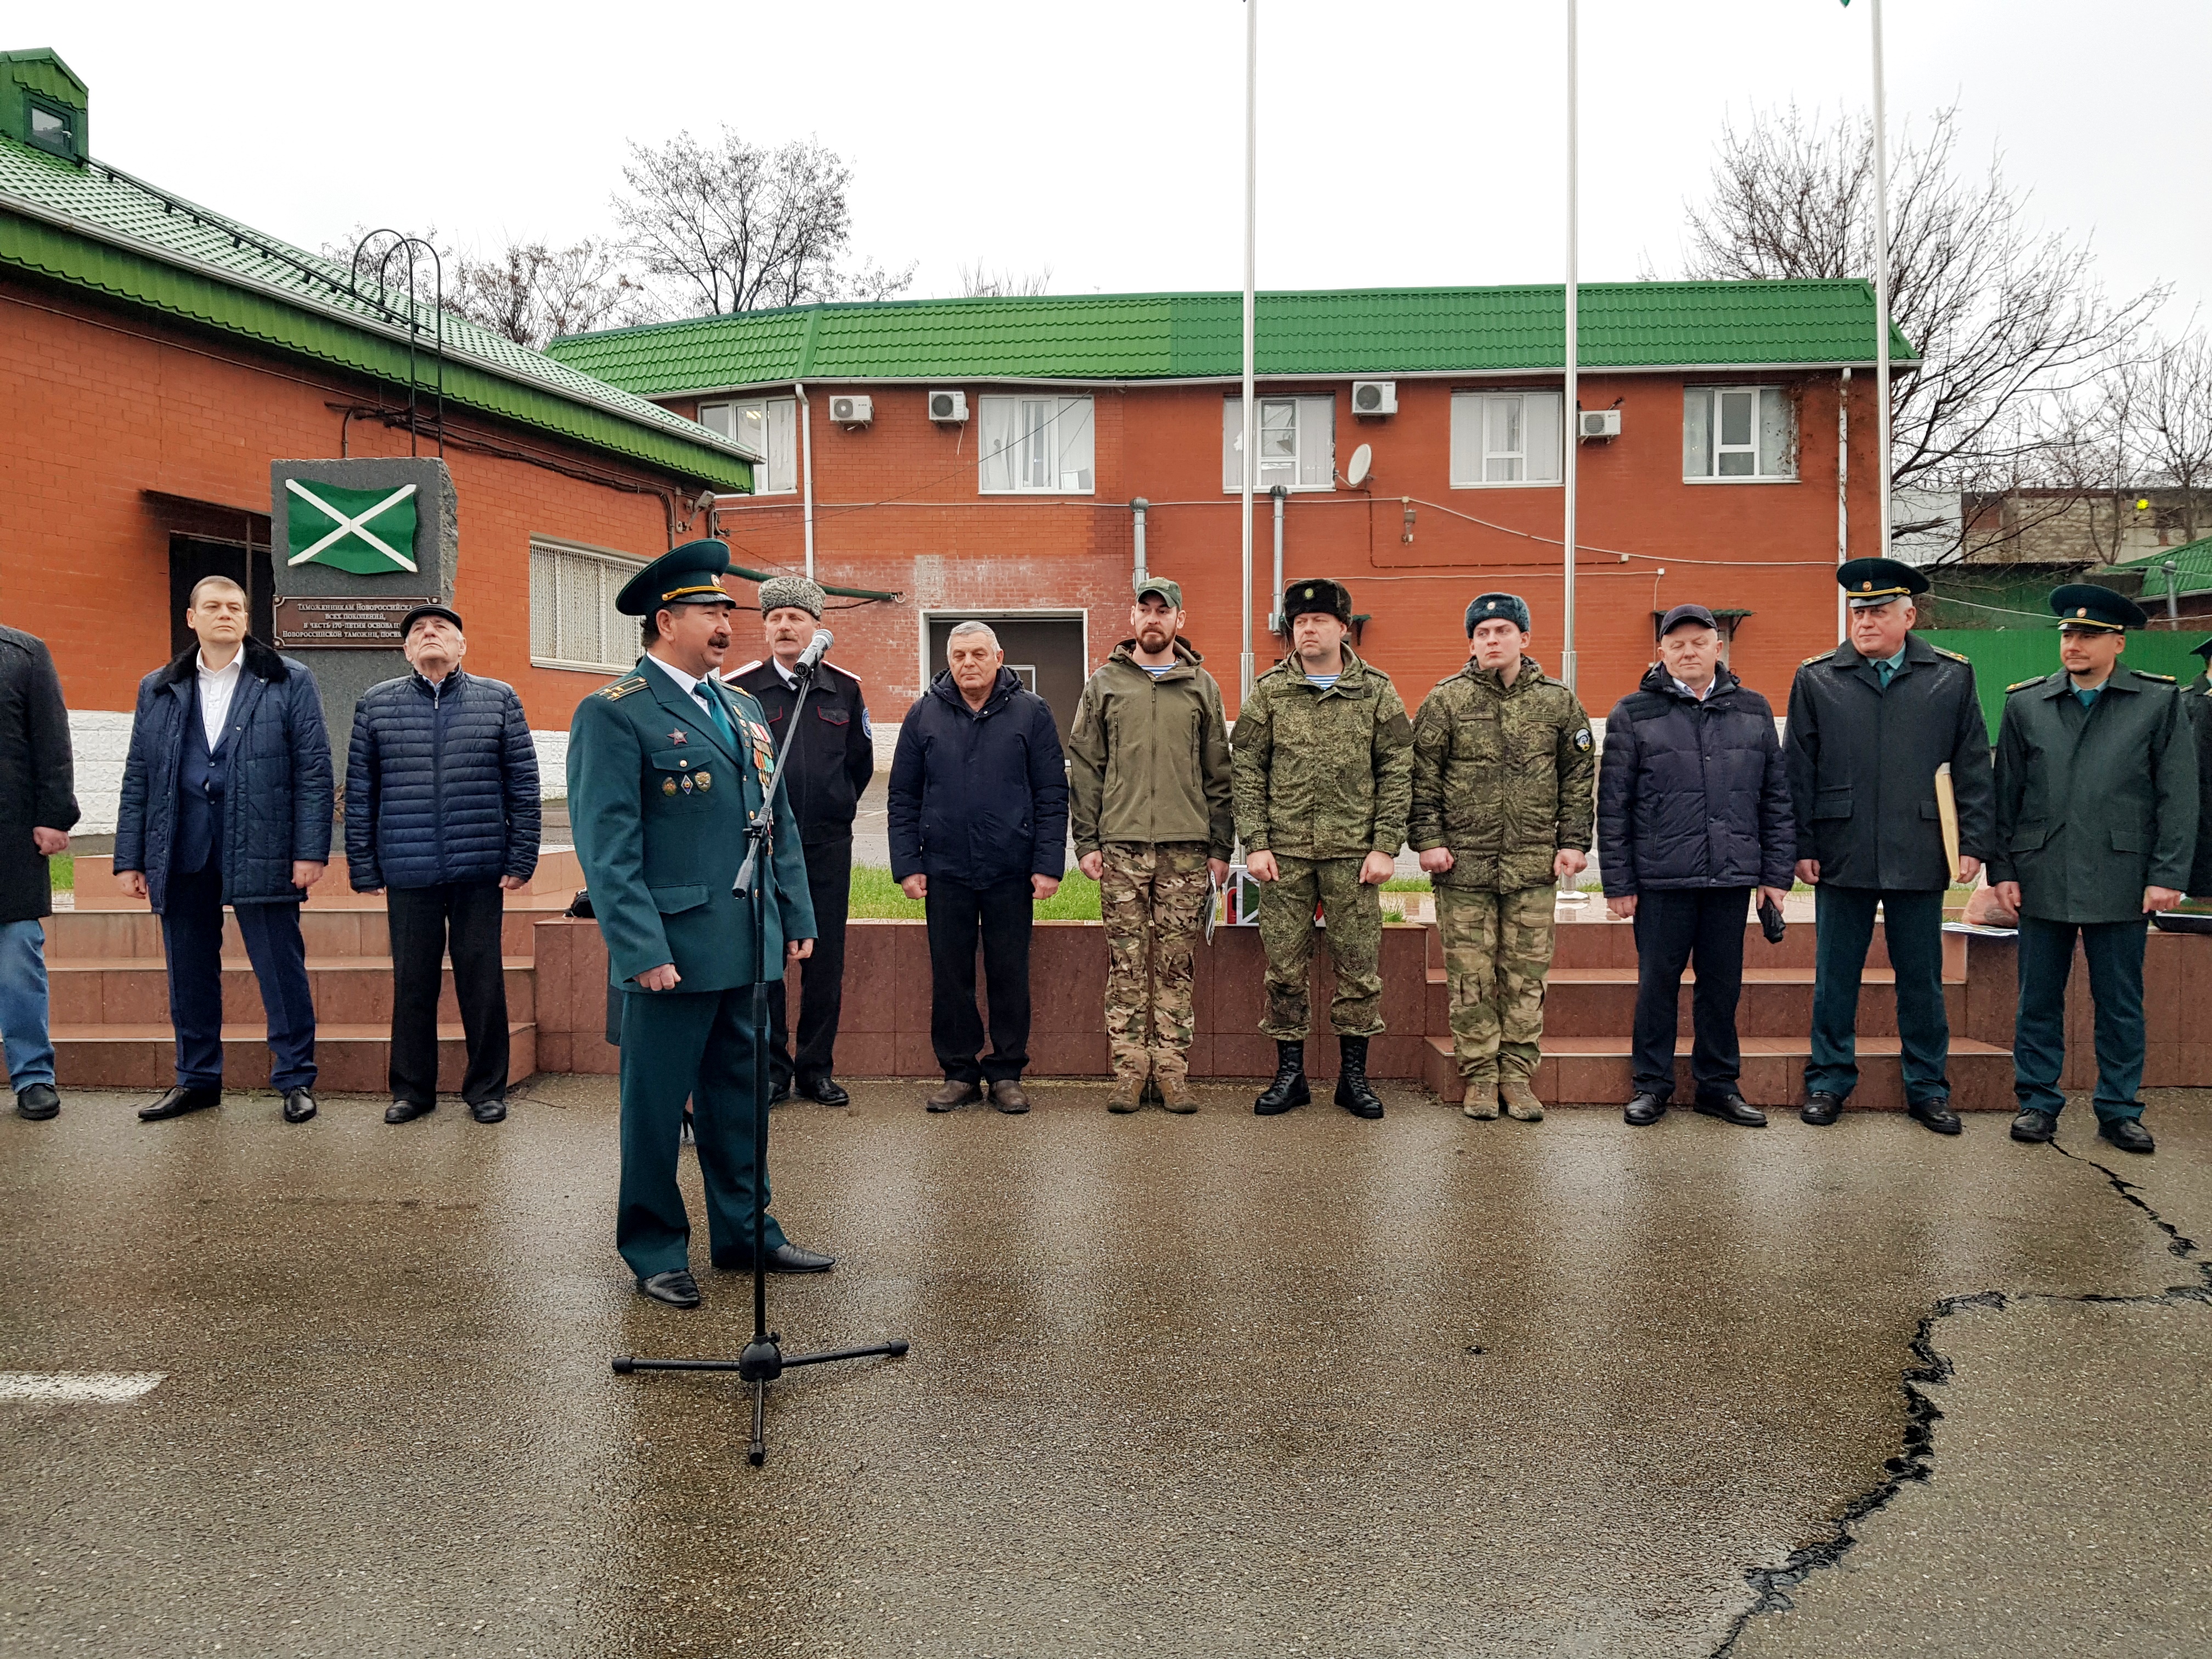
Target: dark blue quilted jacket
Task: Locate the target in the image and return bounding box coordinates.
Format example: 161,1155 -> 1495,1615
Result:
1598,663 -> 1794,895
345,669 -> 540,890
114,638 -> 334,912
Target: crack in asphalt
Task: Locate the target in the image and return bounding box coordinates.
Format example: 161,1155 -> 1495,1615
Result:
1708,1139 -> 2212,1658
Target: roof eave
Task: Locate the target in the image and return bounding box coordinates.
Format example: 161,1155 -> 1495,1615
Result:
0,184 -> 757,475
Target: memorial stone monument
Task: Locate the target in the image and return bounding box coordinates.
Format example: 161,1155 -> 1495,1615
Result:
269,457 -> 458,757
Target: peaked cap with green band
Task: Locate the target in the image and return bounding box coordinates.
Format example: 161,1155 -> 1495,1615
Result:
2049,582 -> 2145,633
1282,577 -> 1352,623
616,539 -> 737,616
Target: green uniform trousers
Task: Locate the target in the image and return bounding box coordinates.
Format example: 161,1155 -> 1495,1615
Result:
1257,855 -> 1385,1039
617,985 -> 787,1281
1435,883 -> 1557,1083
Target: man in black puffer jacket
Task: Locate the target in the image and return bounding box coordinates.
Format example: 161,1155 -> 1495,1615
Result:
1599,604 -> 1793,1128
347,605 -> 540,1125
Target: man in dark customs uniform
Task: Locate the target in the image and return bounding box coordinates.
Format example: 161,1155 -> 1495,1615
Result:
1989,585 -> 2197,1156
1786,557 -> 1994,1134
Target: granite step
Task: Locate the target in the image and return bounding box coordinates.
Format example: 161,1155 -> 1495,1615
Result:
51,1023 -> 537,1094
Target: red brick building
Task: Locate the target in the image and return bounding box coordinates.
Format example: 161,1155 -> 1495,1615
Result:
550,284 -> 1915,730
0,49 -> 754,827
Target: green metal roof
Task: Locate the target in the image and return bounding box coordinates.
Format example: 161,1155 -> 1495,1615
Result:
2105,535 -> 2212,600
546,281 -> 1920,398
0,131 -> 754,490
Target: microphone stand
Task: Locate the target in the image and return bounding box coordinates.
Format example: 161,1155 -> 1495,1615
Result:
612,651 -> 907,1464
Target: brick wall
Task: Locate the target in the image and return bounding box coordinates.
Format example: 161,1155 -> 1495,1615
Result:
1,281 -> 699,738
684,372 -> 1885,721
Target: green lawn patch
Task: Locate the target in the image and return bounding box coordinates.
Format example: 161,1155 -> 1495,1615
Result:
48,854 -> 72,892
849,866 -> 1103,922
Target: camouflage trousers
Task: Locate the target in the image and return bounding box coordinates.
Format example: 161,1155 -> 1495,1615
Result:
1436,883 -> 1558,1083
1099,841 -> 1214,1087
1258,855 -> 1385,1040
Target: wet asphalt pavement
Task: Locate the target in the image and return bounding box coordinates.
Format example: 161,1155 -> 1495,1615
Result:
2,1080 -> 2206,1658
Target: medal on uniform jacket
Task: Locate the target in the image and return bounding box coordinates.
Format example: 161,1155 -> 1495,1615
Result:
746,715 -> 775,781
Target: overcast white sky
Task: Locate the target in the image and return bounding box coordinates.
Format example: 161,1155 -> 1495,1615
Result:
58,0 -> 2208,331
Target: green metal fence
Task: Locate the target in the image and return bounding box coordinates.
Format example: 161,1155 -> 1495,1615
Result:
1917,629 -> 2206,738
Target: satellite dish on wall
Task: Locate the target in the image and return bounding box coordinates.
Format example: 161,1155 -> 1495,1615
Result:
1345,444 -> 1373,488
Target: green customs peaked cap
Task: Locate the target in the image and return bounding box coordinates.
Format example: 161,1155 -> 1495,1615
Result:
2050,583 -> 2145,633
1466,592 -> 1531,634
616,539 -> 737,616
1135,571 -> 1183,609
1836,557 -> 1929,608
1282,577 -> 1352,623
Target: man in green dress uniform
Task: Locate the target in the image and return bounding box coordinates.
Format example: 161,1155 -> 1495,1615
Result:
2184,636 -> 2212,899
567,541 -> 825,1307
1988,585 -> 2197,1155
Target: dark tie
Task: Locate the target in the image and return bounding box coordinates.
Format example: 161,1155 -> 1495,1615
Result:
693,682 -> 735,745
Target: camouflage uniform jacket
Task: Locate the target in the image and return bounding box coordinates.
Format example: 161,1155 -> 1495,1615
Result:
1409,655 -> 1595,890
1067,639 -> 1235,859
1232,647 -> 1414,859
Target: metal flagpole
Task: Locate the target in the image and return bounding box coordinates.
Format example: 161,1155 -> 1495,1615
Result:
1240,0 -> 1259,700
1560,0 -> 1579,693
1869,0 -> 1893,557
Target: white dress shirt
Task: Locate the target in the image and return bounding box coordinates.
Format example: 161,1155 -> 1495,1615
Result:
644,652 -> 730,730
198,650 -> 244,748
1669,674 -> 1714,703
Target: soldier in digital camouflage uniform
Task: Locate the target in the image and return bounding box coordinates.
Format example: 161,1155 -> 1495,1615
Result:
1069,574 -> 1234,1113
1232,577 -> 1414,1120
1410,592 -> 1595,1123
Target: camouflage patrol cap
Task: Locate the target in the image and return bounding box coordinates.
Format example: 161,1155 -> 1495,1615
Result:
1282,577 -> 1352,623
1135,572 -> 1184,609
1465,592 -> 1531,634
758,574 -> 825,619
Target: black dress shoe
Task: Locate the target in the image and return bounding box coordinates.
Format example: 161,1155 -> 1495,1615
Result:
2010,1108 -> 2058,1143
470,1097 -> 507,1124
1694,1093 -> 1768,1128
15,1083 -> 60,1121
717,1242 -> 836,1274
385,1098 -> 436,1125
1800,1091 -> 1843,1126
2098,1115 -> 2155,1154
281,1088 -> 318,1124
138,1084 -> 221,1122
800,1077 -> 850,1106
1623,1092 -> 1667,1127
637,1269 -> 701,1308
770,1079 -> 793,1105
1908,1096 -> 1962,1136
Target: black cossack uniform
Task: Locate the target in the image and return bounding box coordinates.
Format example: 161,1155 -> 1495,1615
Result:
726,657 -> 876,1093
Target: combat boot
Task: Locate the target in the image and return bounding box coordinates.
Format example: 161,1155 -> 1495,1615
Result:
1158,1075 -> 1198,1115
1108,1074 -> 1144,1114
1499,1075 -> 1545,1122
1461,1074 -> 1499,1120
1254,1041 -> 1310,1115
1333,1035 -> 1385,1119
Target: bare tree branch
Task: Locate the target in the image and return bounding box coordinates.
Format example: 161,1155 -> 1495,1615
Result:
958,260 -> 1055,298
1674,104 -> 2168,556
613,129 -> 913,316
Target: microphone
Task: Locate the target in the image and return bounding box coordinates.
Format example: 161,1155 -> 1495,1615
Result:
795,628 -> 833,674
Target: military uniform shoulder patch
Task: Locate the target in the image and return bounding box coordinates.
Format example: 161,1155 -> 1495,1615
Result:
2006,676 -> 2044,693
2136,670 -> 2177,683
1931,645 -> 1972,663
599,675 -> 647,701
1800,651 -> 1833,667
1573,728 -> 1594,751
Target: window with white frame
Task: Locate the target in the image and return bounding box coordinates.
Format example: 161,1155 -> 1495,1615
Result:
1683,386 -> 1797,481
531,539 -> 646,673
1221,395 -> 1335,492
979,395 -> 1096,493
1449,390 -> 1564,487
697,397 -> 798,494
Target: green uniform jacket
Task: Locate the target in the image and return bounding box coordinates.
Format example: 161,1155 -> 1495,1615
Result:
2185,673 -> 2212,897
567,656 -> 817,990
1409,654 -> 1594,890
1067,638 -> 1234,859
1232,647 -> 1413,859
1988,665 -> 2198,924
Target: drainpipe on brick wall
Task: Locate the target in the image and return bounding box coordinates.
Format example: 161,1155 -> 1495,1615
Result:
794,382 -> 817,579
1132,498 -> 1148,588
1271,486 -> 1286,637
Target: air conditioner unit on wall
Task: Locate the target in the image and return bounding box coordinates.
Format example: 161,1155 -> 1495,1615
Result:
1578,408 -> 1622,440
927,390 -> 969,422
1351,380 -> 1397,416
830,394 -> 873,426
